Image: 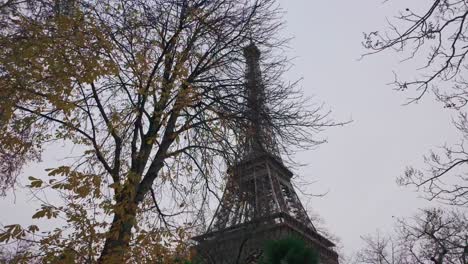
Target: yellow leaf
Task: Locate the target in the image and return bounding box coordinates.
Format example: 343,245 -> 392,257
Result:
28,176 -> 43,188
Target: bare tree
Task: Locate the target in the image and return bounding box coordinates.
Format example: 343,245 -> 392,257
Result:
364,0 -> 468,206
354,208 -> 468,264
0,0 -> 336,262
353,233 -> 402,264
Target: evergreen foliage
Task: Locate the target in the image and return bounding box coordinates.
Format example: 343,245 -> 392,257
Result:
259,236 -> 319,264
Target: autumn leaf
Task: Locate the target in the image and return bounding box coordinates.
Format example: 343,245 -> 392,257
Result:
28,225 -> 39,233
28,176 -> 43,188
0,224 -> 24,243
32,205 -> 59,219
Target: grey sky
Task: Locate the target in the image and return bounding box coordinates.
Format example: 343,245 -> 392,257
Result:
0,0 -> 462,261
278,0 -> 460,258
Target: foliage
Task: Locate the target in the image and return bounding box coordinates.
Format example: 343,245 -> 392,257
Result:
0,0 -> 335,263
259,236 -> 319,264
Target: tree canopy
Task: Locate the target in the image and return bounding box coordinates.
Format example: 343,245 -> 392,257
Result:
0,0 -> 334,262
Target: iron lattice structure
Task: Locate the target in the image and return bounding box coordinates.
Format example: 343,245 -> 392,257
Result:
192,44 -> 339,264
238,43 -> 281,161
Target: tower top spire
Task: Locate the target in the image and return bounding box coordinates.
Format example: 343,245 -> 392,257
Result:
243,42 -> 261,60
241,43 -> 280,160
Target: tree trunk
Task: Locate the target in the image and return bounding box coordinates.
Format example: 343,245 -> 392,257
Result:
97,148 -> 167,262
98,196 -> 138,263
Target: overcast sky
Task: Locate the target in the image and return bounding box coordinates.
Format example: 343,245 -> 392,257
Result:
277,0 -> 461,258
0,0 -> 462,261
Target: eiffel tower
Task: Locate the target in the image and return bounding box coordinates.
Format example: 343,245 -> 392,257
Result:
192,43 -> 339,264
